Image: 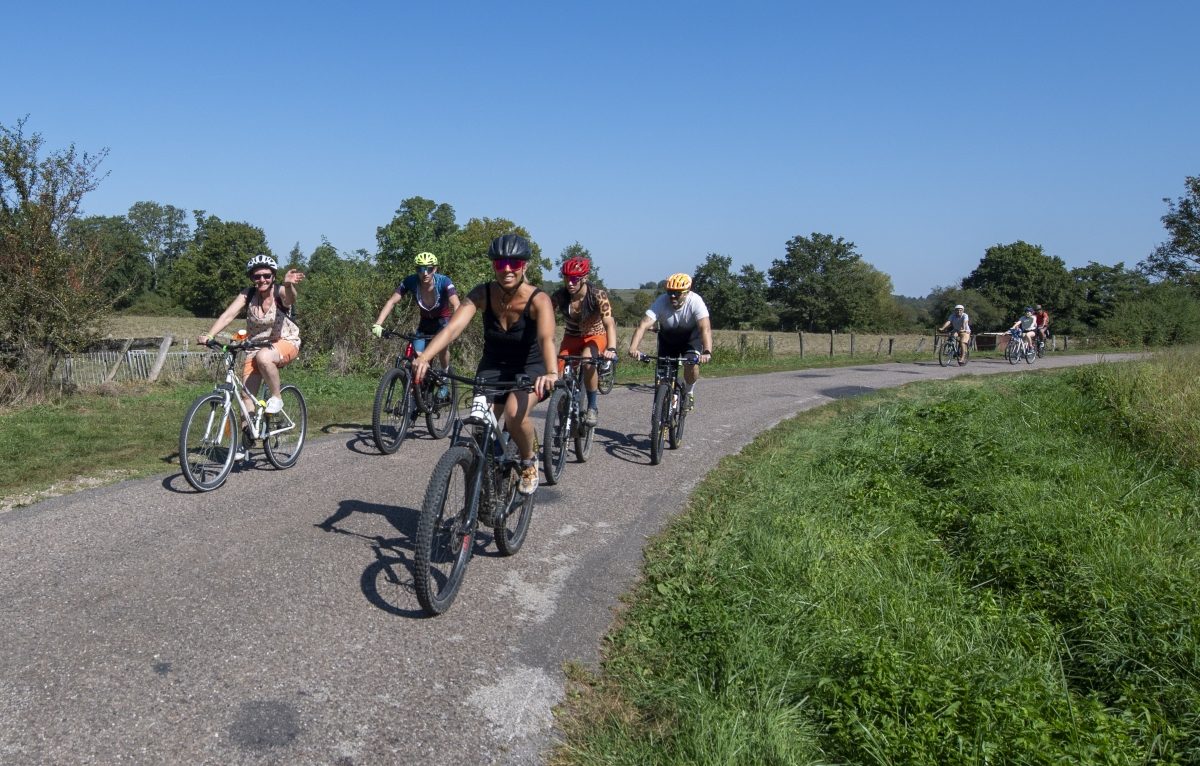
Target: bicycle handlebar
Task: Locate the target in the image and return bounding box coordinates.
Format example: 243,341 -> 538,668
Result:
426,368 -> 536,396
382,329 -> 434,342
636,353 -> 700,365
205,338 -> 273,353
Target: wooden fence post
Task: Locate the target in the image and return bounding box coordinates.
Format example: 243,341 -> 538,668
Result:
738,333 -> 747,358
888,338 -> 894,356
104,339 -> 134,383
148,335 -> 173,382
767,334 -> 774,357
829,331 -> 835,357
875,338 -> 884,358
850,333 -> 856,356
915,337 -> 926,355
797,332 -> 804,359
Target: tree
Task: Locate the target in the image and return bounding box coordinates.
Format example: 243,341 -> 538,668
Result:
767,233 -> 895,331
925,286 -> 1004,333
376,196 -> 459,277
126,201 -> 190,291
168,214 -> 271,316
64,215 -> 152,310
961,241 -> 1077,322
0,117 -> 113,402
551,241 -> 605,290
1067,261 -> 1148,333
1140,176 -> 1200,283
449,217 -> 548,288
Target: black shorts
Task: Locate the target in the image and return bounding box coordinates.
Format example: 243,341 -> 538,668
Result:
475,357 -> 548,405
656,332 -> 701,358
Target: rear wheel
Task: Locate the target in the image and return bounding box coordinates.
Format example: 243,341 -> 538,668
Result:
649,382 -> 670,465
541,389 -> 570,485
1024,345 -> 1036,364
493,438 -> 534,556
372,367 -> 414,454
597,360 -> 615,395
414,446 -> 479,615
424,367 -> 458,439
179,393 -> 237,491
938,338 -> 955,367
263,385 -> 307,469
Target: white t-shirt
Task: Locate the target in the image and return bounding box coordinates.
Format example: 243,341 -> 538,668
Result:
646,292 -> 709,332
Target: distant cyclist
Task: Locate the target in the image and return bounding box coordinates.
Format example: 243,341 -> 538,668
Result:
199,254 -> 304,418
1033,304 -> 1050,349
1010,307 -> 1038,349
550,256 -> 617,426
412,234 -> 558,495
938,304 -> 971,366
371,251 -> 460,373
626,273 -> 713,411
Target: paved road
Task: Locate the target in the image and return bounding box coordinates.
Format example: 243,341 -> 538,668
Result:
0,353 -> 1137,765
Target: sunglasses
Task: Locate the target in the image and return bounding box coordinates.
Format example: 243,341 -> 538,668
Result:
492,258 -> 525,272
417,266 -> 435,275
250,273 -> 274,282
566,276 -> 585,285
667,290 -> 688,298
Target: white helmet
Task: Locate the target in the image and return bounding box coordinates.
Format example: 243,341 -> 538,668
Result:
246,254 -> 277,274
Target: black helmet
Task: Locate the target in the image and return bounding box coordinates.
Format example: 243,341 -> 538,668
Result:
487,234 -> 531,260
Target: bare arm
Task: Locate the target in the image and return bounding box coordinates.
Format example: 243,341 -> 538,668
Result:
279,269 -> 304,308
532,290 -> 559,399
373,291 -> 404,327
412,285 -> 483,383
627,314 -> 655,358
199,293 -> 249,343
698,316 -> 713,362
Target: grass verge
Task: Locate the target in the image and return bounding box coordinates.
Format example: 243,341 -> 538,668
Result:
555,353 -> 1200,765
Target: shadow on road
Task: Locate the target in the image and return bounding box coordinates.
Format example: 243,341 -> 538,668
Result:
316,499 -> 427,617
819,385 -> 878,400
595,426 -> 652,465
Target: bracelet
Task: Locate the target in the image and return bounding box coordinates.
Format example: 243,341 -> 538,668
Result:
606,347 -> 616,352
701,349 -> 712,355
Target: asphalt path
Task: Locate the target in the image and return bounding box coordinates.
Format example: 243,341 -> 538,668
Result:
0,352 -> 1139,765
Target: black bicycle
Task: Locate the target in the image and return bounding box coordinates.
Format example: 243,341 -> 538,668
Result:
371,330 -> 458,454
413,371 -> 537,615
541,354 -> 605,485
637,353 -> 699,466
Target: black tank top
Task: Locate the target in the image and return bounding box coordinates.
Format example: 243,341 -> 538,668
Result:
482,283 -> 543,367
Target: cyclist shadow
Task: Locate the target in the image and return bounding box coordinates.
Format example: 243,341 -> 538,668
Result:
161,453 -> 274,494
597,426 -> 653,465
339,425 -> 452,455
315,499 -> 427,618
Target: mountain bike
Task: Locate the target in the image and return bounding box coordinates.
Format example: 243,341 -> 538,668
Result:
1035,331 -> 1048,358
371,329 -> 458,454
597,357 -> 617,395
179,338 -> 308,491
413,371 -> 537,615
541,354 -> 604,485
1005,329 -> 1036,365
637,353 -> 699,466
938,333 -> 968,367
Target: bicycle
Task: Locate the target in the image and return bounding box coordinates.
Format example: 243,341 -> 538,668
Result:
637,353 -> 699,466
541,354 -> 604,485
938,333 -> 969,367
597,357 -> 617,395
1005,329 -> 1036,365
413,371 -> 537,615
179,338 -> 308,491
1035,331 -> 1048,358
371,330 -> 459,454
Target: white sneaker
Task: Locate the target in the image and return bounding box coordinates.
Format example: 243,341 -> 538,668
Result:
233,449 -> 248,461
265,396 -> 284,414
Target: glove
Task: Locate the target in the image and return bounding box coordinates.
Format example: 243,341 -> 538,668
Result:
371,324 -> 383,338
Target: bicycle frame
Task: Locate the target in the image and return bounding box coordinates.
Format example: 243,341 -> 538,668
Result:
208,340 -> 298,441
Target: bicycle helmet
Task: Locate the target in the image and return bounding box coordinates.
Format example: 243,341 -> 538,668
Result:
561,257 -> 590,278
487,234 -> 531,260
665,273 -> 692,291
414,252 -> 438,267
245,254 -> 277,275
953,304 -> 964,310
1024,306 -> 1034,313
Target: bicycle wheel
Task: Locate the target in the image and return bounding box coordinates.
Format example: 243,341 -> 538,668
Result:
371,367 -> 415,454
494,437 -> 534,556
649,382 -> 670,466
573,392 -> 595,462
263,385 -> 307,469
179,393 -> 237,491
669,384 -> 687,449
1024,345 -> 1036,364
424,367 -> 458,439
541,388 -> 570,485
414,445 -> 479,615
597,360 -> 615,395
1005,341 -> 1019,364
938,338 -> 955,367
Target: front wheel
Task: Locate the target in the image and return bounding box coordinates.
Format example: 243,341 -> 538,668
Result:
179,393 -> 237,492
669,385 -> 687,449
649,382 -> 670,466
541,388 -> 570,485
1005,341 -> 1019,365
263,385 -> 307,469
494,438 -> 534,556
938,338 -> 955,367
414,446 -> 479,616
372,367 -> 414,454
424,367 -> 458,439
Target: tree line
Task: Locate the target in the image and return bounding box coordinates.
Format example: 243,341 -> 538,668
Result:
3,116 -> 1198,404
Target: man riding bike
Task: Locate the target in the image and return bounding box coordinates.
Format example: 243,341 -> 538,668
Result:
1033,304 -> 1050,349
626,273 -> 713,411
371,251 -> 461,375
938,304 -> 972,366
412,234 -> 558,495
550,256 -> 617,426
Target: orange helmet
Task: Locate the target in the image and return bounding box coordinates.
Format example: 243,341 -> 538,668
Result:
665,273 -> 692,291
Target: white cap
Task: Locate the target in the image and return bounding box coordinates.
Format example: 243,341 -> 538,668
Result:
953,304 -> 964,310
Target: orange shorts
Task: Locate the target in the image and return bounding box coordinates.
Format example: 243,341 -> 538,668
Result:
558,333 -> 607,372
242,340 -> 299,380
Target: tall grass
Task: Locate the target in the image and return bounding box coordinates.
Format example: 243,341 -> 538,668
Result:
557,353 -> 1200,764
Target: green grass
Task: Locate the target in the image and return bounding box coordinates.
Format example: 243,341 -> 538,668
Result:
555,354 -> 1200,765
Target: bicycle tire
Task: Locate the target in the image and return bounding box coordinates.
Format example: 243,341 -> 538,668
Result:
649,382 -> 670,466
1006,341 -> 1019,364
263,385 -> 307,469
670,384 -> 687,449
371,367 -> 415,454
1025,346 -> 1036,364
597,361 -> 615,395
541,388 -> 570,485
424,367 -> 458,439
179,392 -> 237,492
414,445 -> 479,615
573,403 -> 595,463
938,338 -> 955,367
493,437 -> 534,556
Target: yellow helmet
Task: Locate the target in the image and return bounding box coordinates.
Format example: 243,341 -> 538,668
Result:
665,273 -> 692,291
414,252 -> 438,267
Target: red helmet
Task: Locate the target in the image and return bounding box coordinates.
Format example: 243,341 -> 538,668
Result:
561,257 -> 591,278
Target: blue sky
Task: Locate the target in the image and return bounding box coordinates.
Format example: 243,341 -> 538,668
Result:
7,1 -> 1197,296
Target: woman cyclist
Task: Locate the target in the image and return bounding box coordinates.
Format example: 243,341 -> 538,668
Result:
550,256 -> 617,427
371,251 -> 460,373
198,254 -> 304,423
626,272 -> 713,411
412,234 -> 558,495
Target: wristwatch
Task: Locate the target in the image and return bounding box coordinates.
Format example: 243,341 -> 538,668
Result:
701,349 -> 712,355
